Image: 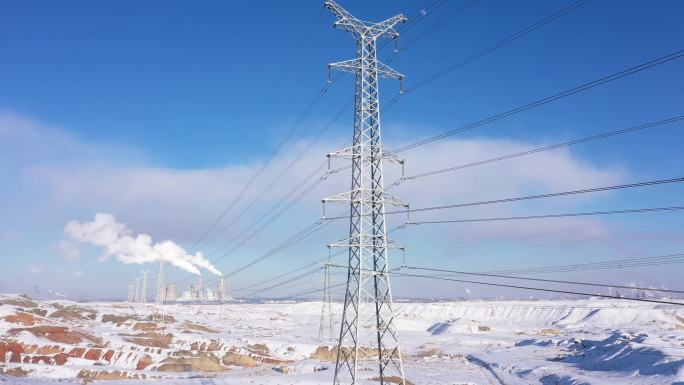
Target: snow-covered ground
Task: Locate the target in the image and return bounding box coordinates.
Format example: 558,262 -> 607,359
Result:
1,294 -> 683,384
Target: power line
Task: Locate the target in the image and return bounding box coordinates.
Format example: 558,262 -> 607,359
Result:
391,115 -> 684,185
324,176 -> 684,221
388,271 -> 684,306
391,48 -> 684,153
407,205 -> 684,225
241,266 -> 323,298
196,0 -> 444,265
188,81 -> 336,253
184,9 -> 325,232
399,0 -> 480,51
223,219 -> 330,279
406,0 -> 590,93
202,100 -> 352,259
483,252 -> 684,276
401,266 -> 684,294
231,255 -> 334,294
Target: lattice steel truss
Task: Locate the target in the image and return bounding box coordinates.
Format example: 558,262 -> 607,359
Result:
322,1 -> 408,384
318,258 -> 335,341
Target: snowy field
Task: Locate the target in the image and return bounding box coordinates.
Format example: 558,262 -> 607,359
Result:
1,294 -> 684,384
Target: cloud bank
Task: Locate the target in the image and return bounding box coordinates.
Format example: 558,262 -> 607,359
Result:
64,212 -> 222,276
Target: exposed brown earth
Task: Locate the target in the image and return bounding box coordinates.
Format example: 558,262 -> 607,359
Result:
122,332 -> 173,348
190,340 -> 222,352
77,369 -> 148,383
8,325 -> 103,345
310,345 -> 351,362
221,352 -> 258,368
181,322 -> 218,333
246,343 -> 269,356
3,311 -> 39,326
132,322 -> 160,331
0,367 -> 31,377
1,295 -> 38,308
371,375 -> 414,385
101,314 -> 136,324
49,306 -> 97,321
136,354 -> 153,370
157,355 -> 225,372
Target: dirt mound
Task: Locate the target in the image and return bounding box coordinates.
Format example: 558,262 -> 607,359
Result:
158,355 -> 225,372
136,354 -> 153,370
0,367 -> 31,377
0,341 -> 26,362
122,332 -> 173,348
147,314 -> 176,323
25,308 -> 48,317
371,376 -> 414,385
181,322 -> 218,333
101,314 -> 135,324
247,343 -> 269,356
50,305 -> 97,320
3,311 -> 38,326
190,340 -> 222,351
1,295 -> 38,308
310,345 -> 352,362
8,326 -> 102,345
222,352 -> 258,368
132,322 -> 159,331
77,370 -> 145,382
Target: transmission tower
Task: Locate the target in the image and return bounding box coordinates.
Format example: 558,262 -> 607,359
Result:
155,260 -> 166,323
318,258 -> 334,341
322,1 -> 408,384
127,284 -> 134,303
217,277 -> 227,320
140,270 -> 148,314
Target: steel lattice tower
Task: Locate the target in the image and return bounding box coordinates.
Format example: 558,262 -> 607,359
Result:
318,259 -> 334,341
322,1 -> 408,384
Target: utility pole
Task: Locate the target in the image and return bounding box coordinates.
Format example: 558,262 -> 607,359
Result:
323,1 -> 408,384
318,258 -> 334,341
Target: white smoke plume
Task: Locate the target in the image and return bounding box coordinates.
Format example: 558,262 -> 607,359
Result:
64,213 -> 222,276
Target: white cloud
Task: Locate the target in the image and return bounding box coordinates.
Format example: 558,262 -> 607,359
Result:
2,111 -> 644,291
57,240 -> 81,260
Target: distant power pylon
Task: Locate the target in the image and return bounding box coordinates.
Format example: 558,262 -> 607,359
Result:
134,276 -> 141,304
217,277 -> 227,320
322,1 -> 408,384
127,284 -> 134,303
155,260 -> 166,323
155,260 -> 165,306
318,257 -> 334,341
140,270 -> 148,308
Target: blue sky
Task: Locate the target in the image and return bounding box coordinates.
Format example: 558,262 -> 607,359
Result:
1,0 -> 683,300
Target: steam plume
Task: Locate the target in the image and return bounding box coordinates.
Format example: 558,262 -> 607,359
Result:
64,213 -> 222,276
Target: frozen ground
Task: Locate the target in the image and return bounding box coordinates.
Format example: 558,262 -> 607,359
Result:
1,294 -> 683,384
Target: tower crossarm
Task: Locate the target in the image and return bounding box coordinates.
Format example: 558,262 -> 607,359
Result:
327,145 -> 405,164
324,0 -> 368,36
329,59 -> 404,80
366,14 -> 406,40
324,0 -> 406,40
328,237 -> 404,251
322,190 -> 408,208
